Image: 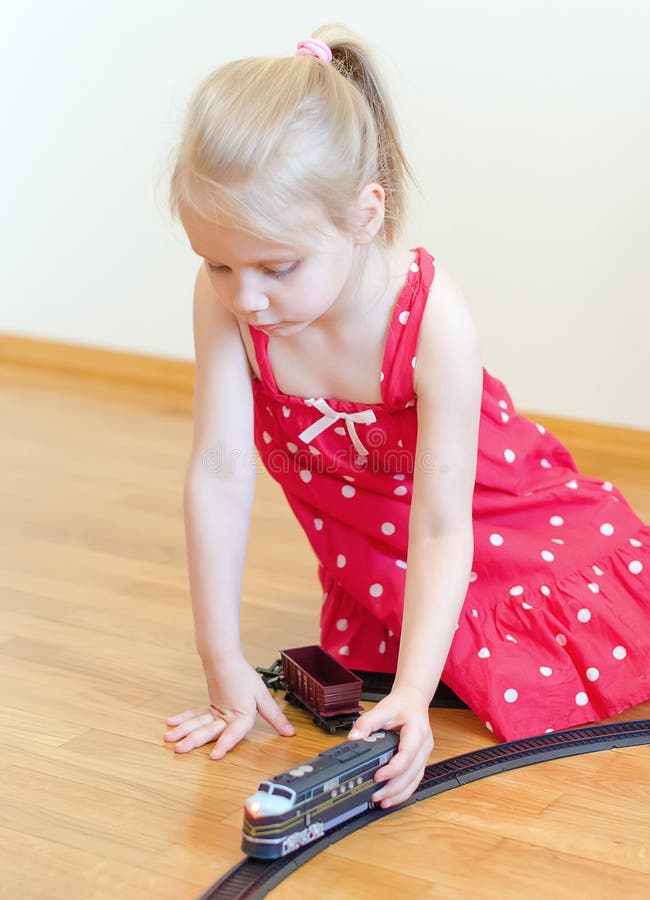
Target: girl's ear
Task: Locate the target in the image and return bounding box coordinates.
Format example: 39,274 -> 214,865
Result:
351,182 -> 386,245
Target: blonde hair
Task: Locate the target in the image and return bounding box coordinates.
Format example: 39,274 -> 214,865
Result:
167,23 -> 417,252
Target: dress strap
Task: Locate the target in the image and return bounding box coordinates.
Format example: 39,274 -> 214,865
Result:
247,325 -> 280,393
380,246 -> 436,408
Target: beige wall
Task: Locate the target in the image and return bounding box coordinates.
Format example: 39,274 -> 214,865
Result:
2,1 -> 648,428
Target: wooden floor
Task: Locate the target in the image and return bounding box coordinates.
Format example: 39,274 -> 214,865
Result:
1,361 -> 649,899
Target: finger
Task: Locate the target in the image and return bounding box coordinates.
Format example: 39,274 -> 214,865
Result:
174,719 -> 227,752
166,707 -> 207,727
164,712 -> 214,742
348,708 -> 395,739
373,764 -> 425,808
175,718 -> 227,753
257,691 -> 295,736
375,726 -> 432,781
210,717 -> 252,760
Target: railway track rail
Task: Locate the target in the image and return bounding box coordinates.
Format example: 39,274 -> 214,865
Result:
197,718 -> 650,899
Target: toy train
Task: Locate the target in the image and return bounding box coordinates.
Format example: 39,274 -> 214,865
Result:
242,730 -> 399,858
257,645 -> 470,736
257,645 -> 364,734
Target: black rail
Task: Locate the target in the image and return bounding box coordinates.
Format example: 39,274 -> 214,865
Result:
197,718 -> 650,899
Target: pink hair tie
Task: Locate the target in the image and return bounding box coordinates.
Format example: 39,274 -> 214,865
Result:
296,38 -> 332,63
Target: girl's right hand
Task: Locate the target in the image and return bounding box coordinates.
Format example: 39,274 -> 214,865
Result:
164,657 -> 295,759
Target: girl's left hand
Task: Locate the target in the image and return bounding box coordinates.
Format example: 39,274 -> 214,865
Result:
347,685 -> 434,809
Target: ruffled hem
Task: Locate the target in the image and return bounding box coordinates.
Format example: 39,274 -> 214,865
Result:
444,523 -> 650,742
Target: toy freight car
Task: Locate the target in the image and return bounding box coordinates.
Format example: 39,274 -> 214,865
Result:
280,645 -> 363,733
242,730 -> 399,858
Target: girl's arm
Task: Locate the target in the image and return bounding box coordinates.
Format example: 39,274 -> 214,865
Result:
348,265 -> 483,806
394,264 -> 483,697
166,266 -> 294,756
184,263 -> 257,665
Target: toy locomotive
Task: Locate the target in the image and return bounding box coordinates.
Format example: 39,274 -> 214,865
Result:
242,730 -> 399,858
257,645 -> 364,734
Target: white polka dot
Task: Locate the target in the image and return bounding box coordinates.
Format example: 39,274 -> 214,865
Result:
509,585 -> 524,596
282,406 -> 291,417
393,473 -> 406,481
300,470 -> 312,483
395,560 -> 407,569
266,405 -> 272,415
394,486 -> 408,496
586,667 -> 600,681
469,571 -> 478,582
551,539 -> 564,545
336,554 -> 346,567
411,356 -> 416,368
490,533 -> 504,547
485,721 -> 494,733
592,565 -> 604,576
341,485 -> 356,498
342,475 -> 355,483
556,633 -> 567,646
410,261 -> 419,272
541,550 -> 555,562
309,446 -> 320,455
471,609 -> 479,618
334,426 -> 346,436
381,522 -> 396,536
388,629 -> 394,637
262,431 -> 272,444
629,560 -> 643,575
498,400 -> 508,410
587,582 -> 600,594
313,518 -> 323,531
602,481 -> 613,491
540,585 -> 551,596
536,423 -> 546,434
539,667 -> 553,677
550,516 -> 564,527
336,618 -> 348,631
577,608 -> 591,623
522,602 -> 534,610
397,440 -> 403,448
286,442 -> 298,453
566,480 -> 578,489
505,634 -> 518,643
575,692 -> 589,707
501,412 -> 510,423
600,523 -> 614,536
338,646 -> 350,656
380,371 -> 385,382
504,689 -> 518,703
504,449 -> 516,463
630,538 -> 643,548
540,459 -> 552,468
398,310 -> 410,325
613,645 -> 627,660
545,728 -> 555,734
369,583 -> 383,598
378,640 -> 386,654
478,647 -> 491,658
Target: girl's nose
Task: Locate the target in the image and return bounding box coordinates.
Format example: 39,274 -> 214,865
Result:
232,285 -> 269,316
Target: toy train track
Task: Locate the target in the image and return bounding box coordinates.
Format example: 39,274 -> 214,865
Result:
197,718 -> 650,899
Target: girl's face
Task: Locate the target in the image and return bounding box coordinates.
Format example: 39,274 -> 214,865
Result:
179,203 -> 361,336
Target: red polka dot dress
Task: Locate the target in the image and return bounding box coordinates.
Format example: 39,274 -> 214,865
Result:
249,246 -> 650,741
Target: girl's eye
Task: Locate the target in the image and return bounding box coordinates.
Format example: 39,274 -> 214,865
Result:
206,261 -> 299,279
268,262 -> 298,279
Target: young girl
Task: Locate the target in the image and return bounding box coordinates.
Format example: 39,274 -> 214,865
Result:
163,24 -> 650,810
